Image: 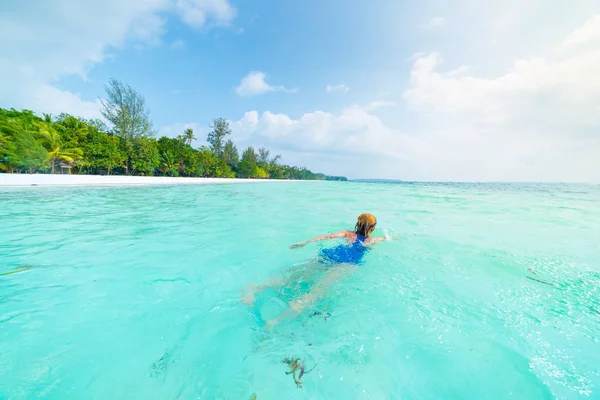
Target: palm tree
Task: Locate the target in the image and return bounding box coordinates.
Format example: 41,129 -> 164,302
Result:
36,118 -> 83,174
184,128 -> 196,146
159,150 -> 178,176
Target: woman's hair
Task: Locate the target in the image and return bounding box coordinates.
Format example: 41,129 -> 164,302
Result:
355,213 -> 377,237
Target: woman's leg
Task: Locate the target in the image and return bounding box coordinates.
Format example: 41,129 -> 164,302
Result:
289,264 -> 354,312
242,260 -> 325,305
265,264 -> 356,327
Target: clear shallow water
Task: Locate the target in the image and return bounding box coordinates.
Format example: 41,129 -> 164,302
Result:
1,181 -> 599,399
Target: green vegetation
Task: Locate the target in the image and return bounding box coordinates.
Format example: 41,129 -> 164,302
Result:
0,79 -> 347,181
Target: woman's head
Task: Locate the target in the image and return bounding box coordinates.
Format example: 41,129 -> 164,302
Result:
355,213 -> 377,237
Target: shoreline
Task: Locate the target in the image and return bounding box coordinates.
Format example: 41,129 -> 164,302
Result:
0,174 -> 300,187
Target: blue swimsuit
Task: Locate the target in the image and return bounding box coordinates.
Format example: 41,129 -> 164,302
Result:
318,234 -> 370,265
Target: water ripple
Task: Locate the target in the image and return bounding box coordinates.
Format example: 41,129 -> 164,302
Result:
1,182 -> 599,398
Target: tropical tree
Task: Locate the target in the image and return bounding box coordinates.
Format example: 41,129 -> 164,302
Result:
223,139 -> 239,170
83,129 -> 125,174
0,131 -> 8,151
159,149 -> 179,176
257,147 -> 281,173
210,158 -> 235,178
271,154 -> 282,165
100,77 -> 155,140
237,146 -> 258,178
0,105 -> 347,181
0,111 -> 46,172
241,146 -> 257,164
54,113 -> 91,150
130,137 -> 159,175
207,118 -> 231,159
0,132 -> 19,172
0,131 -> 12,171
87,118 -> 109,133
268,164 -> 284,179
196,146 -> 216,177
255,166 -> 269,179
36,117 -> 82,173
15,133 -> 49,173
257,147 -> 270,165
184,128 -> 196,146
158,137 -> 187,176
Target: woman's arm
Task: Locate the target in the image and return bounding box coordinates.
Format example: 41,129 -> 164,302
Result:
365,234 -> 402,246
290,230 -> 352,249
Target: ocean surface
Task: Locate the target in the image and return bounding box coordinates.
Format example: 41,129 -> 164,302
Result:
1,181 -> 599,399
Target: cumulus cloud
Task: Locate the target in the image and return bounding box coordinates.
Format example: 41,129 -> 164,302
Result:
326,84 -> 350,93
230,106 -> 413,160
0,0 -> 236,119
401,14 -> 600,182
403,49 -> 600,126
560,15 -> 600,49
235,71 -> 297,96
221,15 -> 600,181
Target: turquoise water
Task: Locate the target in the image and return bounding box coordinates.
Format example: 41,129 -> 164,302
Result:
1,182 -> 599,399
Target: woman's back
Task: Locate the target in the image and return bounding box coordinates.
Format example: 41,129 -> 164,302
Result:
318,233 -> 371,265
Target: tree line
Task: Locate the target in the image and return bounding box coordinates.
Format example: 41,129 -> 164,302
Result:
0,78 -> 347,181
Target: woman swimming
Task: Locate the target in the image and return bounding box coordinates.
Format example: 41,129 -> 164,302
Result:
243,213 -> 397,326
292,213 -> 385,265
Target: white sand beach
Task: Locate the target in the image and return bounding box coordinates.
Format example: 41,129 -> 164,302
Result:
0,174 -> 292,187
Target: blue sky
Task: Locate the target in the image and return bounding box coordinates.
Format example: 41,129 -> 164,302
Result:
1,0 -> 600,181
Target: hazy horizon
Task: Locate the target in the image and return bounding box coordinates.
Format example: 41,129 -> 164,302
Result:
350,179 -> 600,184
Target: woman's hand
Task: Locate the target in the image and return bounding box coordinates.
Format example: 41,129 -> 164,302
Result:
290,242 -> 306,249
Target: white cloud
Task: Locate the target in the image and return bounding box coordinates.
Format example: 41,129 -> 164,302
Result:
32,84 -> 105,120
0,0 -> 236,119
403,50 -> 600,125
401,14 -> 600,182
170,39 -> 185,50
235,71 -> 297,97
231,106 -> 413,161
221,15 -> 600,181
560,15 -> 600,49
173,0 -> 235,28
326,84 -> 350,93
420,17 -> 445,30
129,12 -> 166,46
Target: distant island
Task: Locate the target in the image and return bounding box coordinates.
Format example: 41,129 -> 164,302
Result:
0,78 -> 347,182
